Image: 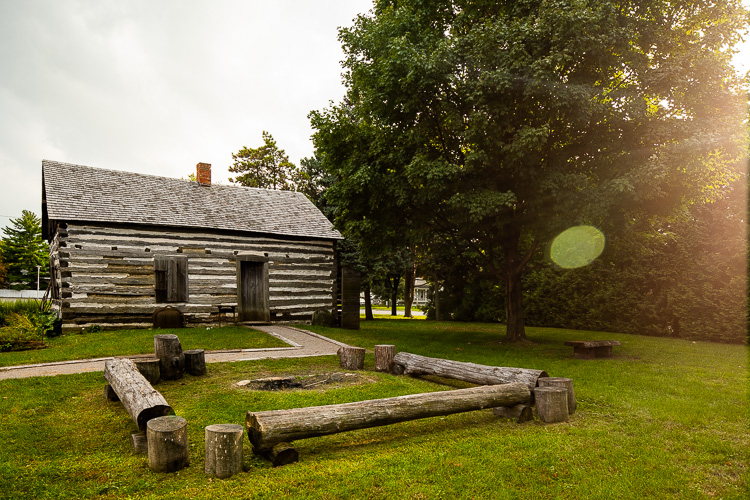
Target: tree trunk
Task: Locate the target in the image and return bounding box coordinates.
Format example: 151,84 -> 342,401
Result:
388,274 -> 401,316
364,280 -> 374,320
433,276 -> 441,321
404,259 -> 416,318
501,231 -> 536,342
246,383 -> 530,452
393,352 -> 547,391
103,358 -> 174,431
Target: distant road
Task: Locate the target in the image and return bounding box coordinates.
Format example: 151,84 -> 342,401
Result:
361,308 -> 426,317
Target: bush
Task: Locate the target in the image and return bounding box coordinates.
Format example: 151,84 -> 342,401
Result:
0,300 -> 40,327
0,313 -> 45,351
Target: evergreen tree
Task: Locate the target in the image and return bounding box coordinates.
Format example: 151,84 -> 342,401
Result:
229,131 -> 302,190
0,210 -> 49,291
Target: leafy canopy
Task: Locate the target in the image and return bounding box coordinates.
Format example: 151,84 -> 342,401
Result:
311,0 -> 747,341
229,131 -> 303,190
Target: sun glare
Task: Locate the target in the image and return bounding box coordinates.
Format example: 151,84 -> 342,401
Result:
550,225 -> 606,269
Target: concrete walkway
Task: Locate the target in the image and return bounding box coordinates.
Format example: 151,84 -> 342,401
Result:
0,325 -> 348,380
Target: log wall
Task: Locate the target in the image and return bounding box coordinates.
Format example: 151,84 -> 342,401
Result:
49,223 -> 337,331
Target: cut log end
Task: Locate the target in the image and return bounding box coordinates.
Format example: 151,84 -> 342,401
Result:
136,405 -> 175,432
337,346 -> 365,370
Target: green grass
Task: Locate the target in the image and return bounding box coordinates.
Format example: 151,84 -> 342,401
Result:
0,326 -> 287,367
0,319 -> 747,499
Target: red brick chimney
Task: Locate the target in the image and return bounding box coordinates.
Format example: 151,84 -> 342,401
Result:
196,162 -> 211,186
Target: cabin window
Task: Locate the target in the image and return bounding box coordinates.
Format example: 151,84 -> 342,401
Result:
154,255 -> 188,303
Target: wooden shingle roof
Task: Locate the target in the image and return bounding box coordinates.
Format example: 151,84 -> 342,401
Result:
42,160 -> 342,240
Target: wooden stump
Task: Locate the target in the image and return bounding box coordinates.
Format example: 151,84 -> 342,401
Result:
537,377 -> 576,414
130,431 -> 148,455
154,334 -> 185,380
134,357 -> 161,385
393,352 -> 548,391
267,443 -> 299,467
147,415 -> 190,473
204,424 -> 244,478
337,346 -> 365,370
492,404 -> 533,423
247,383 -> 530,453
104,384 -> 119,402
184,349 -> 206,376
374,345 -> 396,373
534,387 -> 569,423
103,358 -> 174,431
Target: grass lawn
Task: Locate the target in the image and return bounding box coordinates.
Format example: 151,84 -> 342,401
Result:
0,326 -> 287,367
0,319 -> 746,499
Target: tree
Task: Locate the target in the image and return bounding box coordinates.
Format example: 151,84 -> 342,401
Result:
1,210 -> 49,291
311,0 -> 747,341
229,131 -> 302,190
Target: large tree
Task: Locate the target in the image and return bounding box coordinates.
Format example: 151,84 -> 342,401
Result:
229,131 -> 302,190
1,210 -> 49,291
311,0 -> 747,341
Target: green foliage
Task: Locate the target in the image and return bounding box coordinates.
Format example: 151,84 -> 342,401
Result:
228,131 -> 303,190
0,210 -> 49,291
0,299 -> 39,327
312,0 -> 748,341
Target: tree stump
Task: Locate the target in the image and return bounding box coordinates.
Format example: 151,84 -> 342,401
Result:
184,349 -> 206,376
492,404 -> 533,423
134,357 -> 161,385
147,415 -> 190,473
130,431 -> 148,455
154,334 -> 185,380
537,377 -> 576,414
534,387 -> 569,423
204,424 -> 244,478
337,346 -> 365,370
104,384 -> 119,402
267,443 -> 298,467
374,345 -> 396,373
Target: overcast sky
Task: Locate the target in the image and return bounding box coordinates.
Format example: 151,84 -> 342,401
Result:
0,0 -> 373,229
0,0 -> 747,231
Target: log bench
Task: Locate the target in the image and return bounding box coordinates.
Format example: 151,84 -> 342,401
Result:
246,383 -> 530,461
564,340 -> 621,359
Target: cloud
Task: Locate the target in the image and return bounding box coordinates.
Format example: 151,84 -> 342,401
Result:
0,0 -> 372,228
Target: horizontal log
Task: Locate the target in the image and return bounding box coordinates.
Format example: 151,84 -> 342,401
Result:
393,352 -> 548,391
246,383 -> 530,452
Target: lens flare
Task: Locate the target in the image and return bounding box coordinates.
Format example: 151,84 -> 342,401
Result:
550,226 -> 606,269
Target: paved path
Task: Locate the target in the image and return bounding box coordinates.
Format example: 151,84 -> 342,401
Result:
0,325 -> 348,380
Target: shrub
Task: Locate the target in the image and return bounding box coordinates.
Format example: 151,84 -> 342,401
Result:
0,313 -> 45,351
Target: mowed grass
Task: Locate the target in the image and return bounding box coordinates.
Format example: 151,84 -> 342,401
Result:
0,326 -> 287,367
0,319 -> 747,499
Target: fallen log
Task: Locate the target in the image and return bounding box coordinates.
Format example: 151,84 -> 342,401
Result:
103,358 -> 174,431
247,383 -> 530,453
393,352 -> 548,390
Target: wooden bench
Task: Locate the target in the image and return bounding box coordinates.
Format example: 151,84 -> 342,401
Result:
564,340 -> 621,359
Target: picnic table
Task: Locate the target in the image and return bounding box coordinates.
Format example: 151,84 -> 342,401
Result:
564,340 -> 621,359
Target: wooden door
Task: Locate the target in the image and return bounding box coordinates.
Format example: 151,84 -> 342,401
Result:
237,259 -> 270,322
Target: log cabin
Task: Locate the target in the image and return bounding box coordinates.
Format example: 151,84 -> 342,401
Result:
41,160 -> 343,332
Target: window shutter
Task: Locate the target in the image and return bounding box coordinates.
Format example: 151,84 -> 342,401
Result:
167,256 -> 189,302
154,256 -> 168,303
154,256 -> 188,303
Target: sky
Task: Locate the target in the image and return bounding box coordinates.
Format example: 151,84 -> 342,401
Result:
0,0 -> 748,231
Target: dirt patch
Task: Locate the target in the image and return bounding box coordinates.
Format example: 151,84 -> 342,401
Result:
237,372 -> 373,391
